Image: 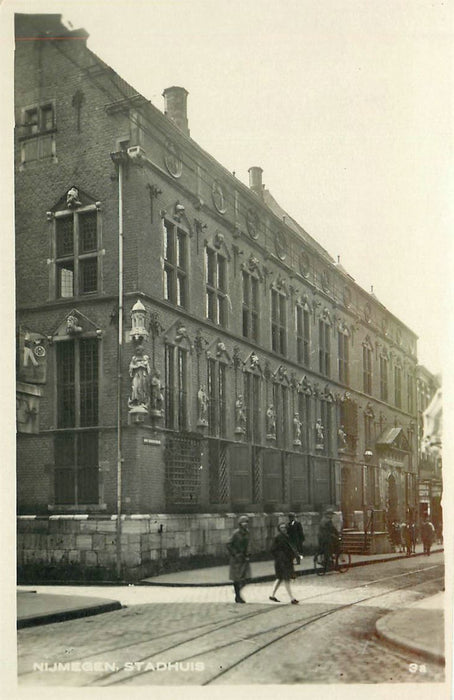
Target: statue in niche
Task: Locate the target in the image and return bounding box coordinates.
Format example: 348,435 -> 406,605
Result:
338,425 -> 347,449
128,344 -> 151,409
266,404 -> 277,440
293,412 -> 302,446
150,369 -> 164,415
197,385 -> 208,425
315,418 -> 325,448
235,394 -> 247,433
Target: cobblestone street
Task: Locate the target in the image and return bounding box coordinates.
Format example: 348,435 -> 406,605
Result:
18,554 -> 445,685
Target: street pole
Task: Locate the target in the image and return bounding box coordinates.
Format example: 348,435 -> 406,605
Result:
111,150 -> 127,580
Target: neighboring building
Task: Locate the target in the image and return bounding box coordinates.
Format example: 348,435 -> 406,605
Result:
416,367 -> 442,534
16,14 -> 422,578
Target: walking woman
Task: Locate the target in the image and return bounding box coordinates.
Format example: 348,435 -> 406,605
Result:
227,515 -> 251,603
269,522 -> 299,604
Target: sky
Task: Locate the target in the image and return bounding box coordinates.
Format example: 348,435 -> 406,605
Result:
3,0 -> 453,375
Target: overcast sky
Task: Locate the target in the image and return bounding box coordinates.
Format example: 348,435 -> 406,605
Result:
5,0 -> 453,375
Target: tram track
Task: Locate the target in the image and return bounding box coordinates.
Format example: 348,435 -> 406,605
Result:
78,563 -> 443,686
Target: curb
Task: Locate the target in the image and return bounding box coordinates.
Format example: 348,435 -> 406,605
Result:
17,600 -> 123,629
375,614 -> 445,665
137,548 -> 444,588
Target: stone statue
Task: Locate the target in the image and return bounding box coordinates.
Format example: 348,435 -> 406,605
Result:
293,412 -> 302,445
315,418 -> 324,447
128,344 -> 151,409
150,369 -> 164,415
235,394 -> 247,432
266,404 -> 277,439
338,425 -> 347,449
197,385 -> 208,424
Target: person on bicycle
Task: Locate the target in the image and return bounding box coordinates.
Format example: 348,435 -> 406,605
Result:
318,509 -> 340,562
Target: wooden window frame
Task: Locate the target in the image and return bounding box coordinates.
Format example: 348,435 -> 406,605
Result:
53,206 -> 101,299
163,220 -> 189,309
271,288 -> 287,356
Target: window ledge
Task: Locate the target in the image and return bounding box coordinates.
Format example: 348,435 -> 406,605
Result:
47,504 -> 107,513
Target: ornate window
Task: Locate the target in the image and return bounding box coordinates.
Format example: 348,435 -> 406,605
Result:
207,357 -> 228,438
163,219 -> 188,308
273,381 -> 289,448
297,391 -> 311,451
271,288 -> 287,356
407,371 -> 415,414
242,270 -> 259,341
339,394 -> 358,452
244,361 -> 262,443
164,344 -> 189,430
205,246 -> 228,326
364,405 -> 374,450
320,395 -> 333,455
19,101 -> 56,163
296,302 -> 310,366
394,363 -> 402,409
380,354 -> 389,402
53,205 -> 101,299
338,326 -> 349,384
54,337 -> 99,505
363,341 -> 372,394
318,315 -> 331,376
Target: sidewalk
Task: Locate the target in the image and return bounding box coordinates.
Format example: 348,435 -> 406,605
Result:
17,545 -> 444,641
139,543 -> 443,586
376,591 -> 445,664
17,590 -> 122,629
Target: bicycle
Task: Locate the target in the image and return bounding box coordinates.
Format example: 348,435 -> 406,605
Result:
313,540 -> 351,576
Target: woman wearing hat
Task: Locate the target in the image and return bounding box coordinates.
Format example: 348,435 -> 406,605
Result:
226,515 -> 251,603
269,522 -> 299,604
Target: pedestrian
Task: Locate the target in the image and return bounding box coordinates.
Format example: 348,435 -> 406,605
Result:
318,509 -> 341,564
226,515 -> 251,603
391,521 -> 402,552
287,512 -> 305,561
269,522 -> 299,604
421,516 -> 435,556
410,521 -> 417,553
403,521 -> 413,556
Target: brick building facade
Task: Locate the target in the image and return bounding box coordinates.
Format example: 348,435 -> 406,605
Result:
16,14 -> 420,578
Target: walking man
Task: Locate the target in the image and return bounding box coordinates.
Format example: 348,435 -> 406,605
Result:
227,515 -> 251,603
287,512 -> 305,561
421,516 -> 435,556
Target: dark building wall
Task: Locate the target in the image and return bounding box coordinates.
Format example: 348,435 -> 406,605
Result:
15,15 -> 419,532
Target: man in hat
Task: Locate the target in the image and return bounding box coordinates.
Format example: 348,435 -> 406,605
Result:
318,509 -> 340,563
226,515 -> 251,603
287,513 -> 305,560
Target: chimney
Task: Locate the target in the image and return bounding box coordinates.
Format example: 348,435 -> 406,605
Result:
162,87 -> 190,137
248,166 -> 264,199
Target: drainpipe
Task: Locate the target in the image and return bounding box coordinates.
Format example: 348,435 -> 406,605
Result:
110,150 -> 128,579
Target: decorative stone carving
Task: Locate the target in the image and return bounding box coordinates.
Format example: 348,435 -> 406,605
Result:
315,419 -> 325,450
266,404 -> 277,441
234,394 -> 246,435
197,385 -> 208,426
338,425 -> 347,450
150,369 -> 164,417
66,314 -> 82,335
293,412 -> 302,446
66,186 -> 81,208
128,344 -> 151,410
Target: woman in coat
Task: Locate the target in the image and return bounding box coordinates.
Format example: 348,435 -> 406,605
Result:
226,515 -> 251,603
269,522 -> 299,604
